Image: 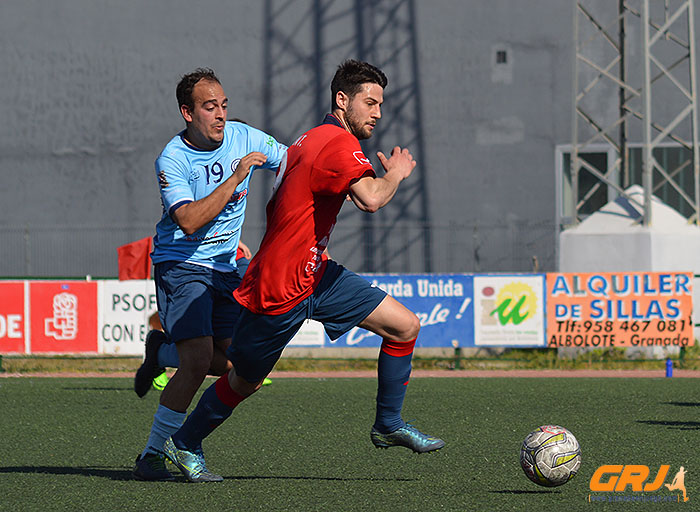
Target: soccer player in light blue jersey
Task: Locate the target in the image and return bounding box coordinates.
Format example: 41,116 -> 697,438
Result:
132,68 -> 287,481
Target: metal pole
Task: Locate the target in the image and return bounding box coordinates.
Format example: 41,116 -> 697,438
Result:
687,0 -> 700,224
642,0 -> 653,226
572,2 -> 581,225
619,0 -> 628,188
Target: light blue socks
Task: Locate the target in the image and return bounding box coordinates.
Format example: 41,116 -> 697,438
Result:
142,404 -> 186,457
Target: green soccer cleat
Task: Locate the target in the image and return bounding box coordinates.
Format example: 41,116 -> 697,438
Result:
163,437 -> 223,483
132,452 -> 174,481
134,329 -> 167,398
152,371 -> 170,391
370,423 -> 445,453
262,378 -> 272,386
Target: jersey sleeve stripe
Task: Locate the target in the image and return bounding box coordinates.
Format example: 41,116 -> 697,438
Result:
168,199 -> 193,218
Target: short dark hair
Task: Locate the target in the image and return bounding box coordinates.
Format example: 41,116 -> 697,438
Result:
330,60 -> 387,110
176,68 -> 221,109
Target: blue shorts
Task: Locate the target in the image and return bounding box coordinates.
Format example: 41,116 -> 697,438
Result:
236,256 -> 250,278
155,261 -> 242,343
228,260 -> 387,382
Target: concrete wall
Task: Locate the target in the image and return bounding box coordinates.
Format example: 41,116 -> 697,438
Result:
1,0 -> 698,277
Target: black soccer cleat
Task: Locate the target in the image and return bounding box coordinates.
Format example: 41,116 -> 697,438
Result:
132,452 -> 174,481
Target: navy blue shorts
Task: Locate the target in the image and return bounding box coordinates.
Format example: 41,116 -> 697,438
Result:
155,261 -> 243,343
236,256 -> 250,278
228,260 -> 387,382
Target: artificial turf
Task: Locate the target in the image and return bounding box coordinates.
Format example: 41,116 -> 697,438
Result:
0,376 -> 696,511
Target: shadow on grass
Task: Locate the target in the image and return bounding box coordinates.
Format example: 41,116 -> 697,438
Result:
0,466 -> 416,483
0,466 -> 135,481
60,387 -> 129,391
490,490 -> 560,494
636,420 -> 700,430
662,402 -> 700,408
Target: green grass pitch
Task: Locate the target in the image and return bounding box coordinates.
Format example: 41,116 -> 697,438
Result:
0,377 -> 696,511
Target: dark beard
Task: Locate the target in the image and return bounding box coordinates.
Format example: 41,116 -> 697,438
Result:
345,105 -> 371,140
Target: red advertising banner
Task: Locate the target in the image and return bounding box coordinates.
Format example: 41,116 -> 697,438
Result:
547,272 -> 694,348
29,281 -> 98,353
0,282 -> 26,353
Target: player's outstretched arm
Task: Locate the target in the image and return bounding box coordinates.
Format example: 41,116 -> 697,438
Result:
349,146 -> 416,213
172,152 -> 268,235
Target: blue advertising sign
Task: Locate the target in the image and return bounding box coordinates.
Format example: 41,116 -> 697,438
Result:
328,274 -> 475,348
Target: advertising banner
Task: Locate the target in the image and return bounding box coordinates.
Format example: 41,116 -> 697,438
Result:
99,280 -> 158,355
473,275 -> 546,347
327,274 -> 474,348
288,319 -> 326,347
546,272 -> 694,348
29,281 -> 98,353
0,282 -> 26,353
1,272 -> 692,354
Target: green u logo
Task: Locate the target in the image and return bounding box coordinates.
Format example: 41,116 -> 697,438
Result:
490,295 -> 530,325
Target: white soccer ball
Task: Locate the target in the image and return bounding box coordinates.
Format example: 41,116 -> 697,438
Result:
519,425 -> 581,487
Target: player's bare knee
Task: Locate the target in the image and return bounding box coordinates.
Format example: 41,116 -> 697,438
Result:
409,313 -> 421,339
396,312 -> 420,341
180,351 -> 212,378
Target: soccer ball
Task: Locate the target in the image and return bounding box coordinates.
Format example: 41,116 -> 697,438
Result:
519,425 -> 581,487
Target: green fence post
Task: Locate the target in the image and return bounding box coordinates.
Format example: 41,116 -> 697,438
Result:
452,341 -> 461,370
679,346 -> 686,369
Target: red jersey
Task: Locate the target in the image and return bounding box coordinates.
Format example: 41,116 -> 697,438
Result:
234,115 -> 375,314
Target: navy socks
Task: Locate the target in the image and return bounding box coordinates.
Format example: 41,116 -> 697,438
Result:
373,339 -> 415,434
172,374 -> 245,453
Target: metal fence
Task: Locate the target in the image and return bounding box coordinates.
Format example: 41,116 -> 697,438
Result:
0,220 -> 556,278
0,225 -> 155,278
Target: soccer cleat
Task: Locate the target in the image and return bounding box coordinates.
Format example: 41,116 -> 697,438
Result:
370,423 -> 445,453
262,378 -> 272,386
163,437 -> 223,482
132,452 -> 175,481
134,330 -> 167,398
152,371 -> 170,391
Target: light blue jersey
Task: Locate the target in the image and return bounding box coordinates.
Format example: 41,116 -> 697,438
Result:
152,121 -> 287,272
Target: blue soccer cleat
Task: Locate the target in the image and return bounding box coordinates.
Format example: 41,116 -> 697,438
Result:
370,423 -> 445,453
132,452 -> 174,481
163,437 -> 223,482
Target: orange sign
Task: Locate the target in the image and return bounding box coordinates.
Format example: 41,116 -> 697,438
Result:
29,281 -> 98,353
546,272 -> 693,348
0,282 -> 26,353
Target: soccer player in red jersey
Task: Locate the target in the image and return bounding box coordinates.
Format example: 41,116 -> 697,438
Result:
162,60 -> 444,482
